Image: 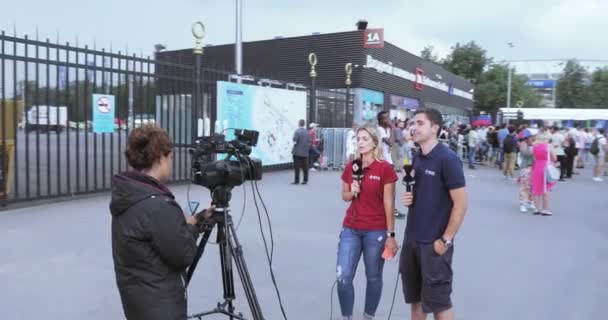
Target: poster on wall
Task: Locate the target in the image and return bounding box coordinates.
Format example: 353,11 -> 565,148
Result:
354,89 -> 384,125
216,81 -> 307,166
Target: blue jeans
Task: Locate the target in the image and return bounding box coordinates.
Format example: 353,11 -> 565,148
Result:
468,146 -> 478,168
336,227 -> 386,318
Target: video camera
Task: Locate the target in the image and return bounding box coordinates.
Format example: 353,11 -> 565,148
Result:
190,129 -> 263,191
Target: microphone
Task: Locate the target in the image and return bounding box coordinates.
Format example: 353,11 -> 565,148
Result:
402,158 -> 414,193
352,157 -> 363,198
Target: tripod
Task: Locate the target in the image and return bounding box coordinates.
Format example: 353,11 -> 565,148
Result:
186,187 -> 265,320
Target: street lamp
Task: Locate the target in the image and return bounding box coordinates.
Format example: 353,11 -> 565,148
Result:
235,0 -> 243,82
506,42 -> 514,125
345,63 -> 352,128
552,62 -> 564,108
309,53 -> 318,123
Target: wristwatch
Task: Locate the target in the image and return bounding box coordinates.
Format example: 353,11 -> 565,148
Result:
386,231 -> 396,238
440,237 -> 453,248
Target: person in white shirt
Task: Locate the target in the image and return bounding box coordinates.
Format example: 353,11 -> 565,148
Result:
582,128 -> 594,165
575,127 -> 587,169
550,126 -> 567,181
377,111 -> 394,165
467,126 -> 479,169
593,128 -> 607,182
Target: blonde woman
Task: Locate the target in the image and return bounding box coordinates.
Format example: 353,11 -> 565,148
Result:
338,126 -> 398,320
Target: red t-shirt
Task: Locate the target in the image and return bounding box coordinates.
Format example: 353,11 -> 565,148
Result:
341,160 -> 398,231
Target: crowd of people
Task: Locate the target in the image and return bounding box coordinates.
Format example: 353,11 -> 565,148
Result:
450,122 -> 608,215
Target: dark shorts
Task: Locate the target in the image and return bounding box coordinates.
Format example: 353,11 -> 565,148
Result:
399,240 -> 454,314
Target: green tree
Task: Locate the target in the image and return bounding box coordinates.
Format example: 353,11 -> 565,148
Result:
442,41 -> 491,83
556,59 -> 588,108
473,64 -> 541,112
420,45 -> 441,64
586,67 -> 608,108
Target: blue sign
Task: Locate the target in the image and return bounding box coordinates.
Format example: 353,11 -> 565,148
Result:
361,89 -> 384,104
92,94 -> 115,133
525,79 -> 556,89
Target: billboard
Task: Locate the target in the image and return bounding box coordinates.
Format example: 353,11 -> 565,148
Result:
216,81 -> 307,166
525,79 -> 556,89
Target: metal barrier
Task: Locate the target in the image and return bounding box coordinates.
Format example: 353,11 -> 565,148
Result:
318,128 -> 351,171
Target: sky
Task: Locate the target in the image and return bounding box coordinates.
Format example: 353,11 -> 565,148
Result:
1,0 -> 607,75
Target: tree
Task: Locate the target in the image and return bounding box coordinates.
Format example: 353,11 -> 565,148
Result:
442,41 -> 491,84
556,59 -> 588,108
586,67 -> 608,108
473,64 -> 541,112
420,45 -> 440,64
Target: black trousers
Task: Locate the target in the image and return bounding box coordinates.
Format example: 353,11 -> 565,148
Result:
557,155 -> 567,179
293,155 -> 309,183
565,149 -> 577,177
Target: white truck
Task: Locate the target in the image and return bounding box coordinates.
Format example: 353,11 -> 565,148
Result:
24,106 -> 68,133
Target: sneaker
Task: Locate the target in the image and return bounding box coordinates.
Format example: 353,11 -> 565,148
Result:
592,177 -> 604,182
519,204 -> 528,213
528,202 -> 537,212
540,210 -> 553,216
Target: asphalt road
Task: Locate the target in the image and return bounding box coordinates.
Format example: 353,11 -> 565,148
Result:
0,165 -> 607,319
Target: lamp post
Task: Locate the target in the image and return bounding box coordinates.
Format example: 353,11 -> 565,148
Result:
506,42 -> 514,125
192,22 -> 205,140
345,63 -> 352,128
235,0 -> 243,82
309,53 -> 318,124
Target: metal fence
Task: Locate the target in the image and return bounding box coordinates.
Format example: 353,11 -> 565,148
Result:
0,31 -> 233,205
318,128 -> 351,171
0,31 -> 354,206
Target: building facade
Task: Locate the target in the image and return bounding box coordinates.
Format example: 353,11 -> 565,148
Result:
158,29 -> 474,127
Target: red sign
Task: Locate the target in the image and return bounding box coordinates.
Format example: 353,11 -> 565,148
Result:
363,29 -> 384,48
415,67 -> 425,91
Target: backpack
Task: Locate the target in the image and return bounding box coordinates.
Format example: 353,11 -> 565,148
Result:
503,134 -> 516,153
590,137 -> 600,156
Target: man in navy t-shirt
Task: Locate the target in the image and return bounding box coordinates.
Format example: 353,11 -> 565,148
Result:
399,108 -> 468,320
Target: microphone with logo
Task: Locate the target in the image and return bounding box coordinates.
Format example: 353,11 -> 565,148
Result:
402,158 -> 415,206
352,157 -> 363,198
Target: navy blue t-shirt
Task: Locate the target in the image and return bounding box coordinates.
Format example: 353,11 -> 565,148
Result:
405,143 -> 466,243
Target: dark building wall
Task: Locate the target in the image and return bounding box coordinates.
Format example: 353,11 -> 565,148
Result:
157,30 -> 473,111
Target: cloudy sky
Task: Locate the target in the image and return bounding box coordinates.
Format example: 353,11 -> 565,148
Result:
1,0 -> 607,74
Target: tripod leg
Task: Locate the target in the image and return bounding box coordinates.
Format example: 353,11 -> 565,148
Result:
217,222 -> 237,319
226,220 -> 265,320
187,223 -> 215,286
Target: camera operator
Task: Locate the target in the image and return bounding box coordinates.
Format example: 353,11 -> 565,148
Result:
110,124 -> 212,320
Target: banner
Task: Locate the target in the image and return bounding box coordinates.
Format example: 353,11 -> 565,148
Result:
92,94 -> 115,133
216,81 -> 306,166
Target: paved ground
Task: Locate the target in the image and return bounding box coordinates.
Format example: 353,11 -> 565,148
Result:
1,165 -> 607,320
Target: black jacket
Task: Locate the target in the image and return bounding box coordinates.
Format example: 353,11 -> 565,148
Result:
110,172 -> 199,320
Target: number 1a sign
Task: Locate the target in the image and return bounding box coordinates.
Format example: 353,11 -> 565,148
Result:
363,29 -> 384,48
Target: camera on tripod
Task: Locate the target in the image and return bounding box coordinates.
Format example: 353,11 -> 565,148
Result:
190,129 -> 263,191
186,128 -> 267,320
